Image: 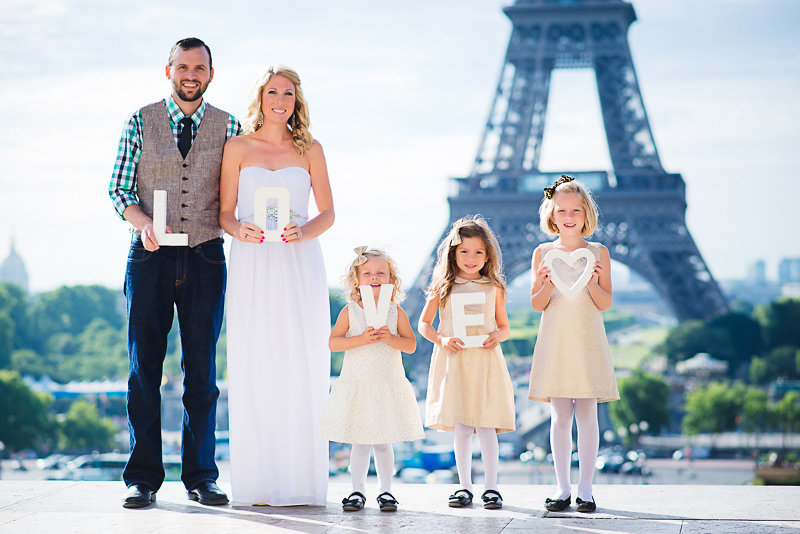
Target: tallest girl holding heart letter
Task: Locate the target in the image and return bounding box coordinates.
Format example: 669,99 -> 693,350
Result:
529,175 -> 619,515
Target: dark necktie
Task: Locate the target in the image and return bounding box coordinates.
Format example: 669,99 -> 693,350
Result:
178,117 -> 194,159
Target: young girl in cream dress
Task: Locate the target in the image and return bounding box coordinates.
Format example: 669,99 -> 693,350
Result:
319,247 -> 424,512
530,175 -> 619,513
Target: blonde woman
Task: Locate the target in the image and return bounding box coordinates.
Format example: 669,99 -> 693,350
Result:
220,65 -> 334,506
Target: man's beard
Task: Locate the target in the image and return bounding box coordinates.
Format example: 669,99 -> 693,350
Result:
172,79 -> 209,102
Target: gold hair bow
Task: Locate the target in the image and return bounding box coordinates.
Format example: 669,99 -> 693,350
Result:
543,174 -> 575,199
353,246 -> 369,266
449,221 -> 465,247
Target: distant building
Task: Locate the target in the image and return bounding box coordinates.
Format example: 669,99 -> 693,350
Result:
0,238 -> 29,292
779,258 -> 800,285
746,260 -> 767,285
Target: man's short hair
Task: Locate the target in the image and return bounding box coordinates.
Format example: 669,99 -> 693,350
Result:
168,37 -> 213,69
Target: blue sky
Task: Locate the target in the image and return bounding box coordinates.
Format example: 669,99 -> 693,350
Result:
1,0 -> 798,298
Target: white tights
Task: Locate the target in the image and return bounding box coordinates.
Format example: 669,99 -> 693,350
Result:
454,422 -> 499,494
349,443 -> 394,495
549,397 -> 598,502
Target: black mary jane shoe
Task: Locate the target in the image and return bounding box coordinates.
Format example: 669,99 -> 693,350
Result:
576,496 -> 597,513
481,489 -> 503,509
342,491 -> 366,512
376,492 -> 399,512
448,488 -> 473,508
544,495 -> 571,512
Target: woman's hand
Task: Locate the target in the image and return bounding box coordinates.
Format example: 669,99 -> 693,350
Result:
282,221 -> 303,243
235,222 -> 264,244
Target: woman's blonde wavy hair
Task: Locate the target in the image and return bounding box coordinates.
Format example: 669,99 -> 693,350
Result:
427,215 -> 507,305
342,247 -> 404,304
242,64 -> 313,156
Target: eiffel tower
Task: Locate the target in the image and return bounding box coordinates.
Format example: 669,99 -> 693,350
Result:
406,0 -> 728,329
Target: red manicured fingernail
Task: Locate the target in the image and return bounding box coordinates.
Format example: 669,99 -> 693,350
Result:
261,231 -> 264,234
280,234 -> 284,237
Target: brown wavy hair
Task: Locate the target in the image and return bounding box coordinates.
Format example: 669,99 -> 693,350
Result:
242,65 -> 313,156
427,215 -> 506,305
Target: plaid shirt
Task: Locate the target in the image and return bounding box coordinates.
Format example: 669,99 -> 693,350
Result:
109,95 -> 241,219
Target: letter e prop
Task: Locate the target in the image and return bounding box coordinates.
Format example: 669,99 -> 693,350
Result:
359,284 -> 393,328
451,292 -> 489,348
254,187 -> 290,242
153,190 -> 188,246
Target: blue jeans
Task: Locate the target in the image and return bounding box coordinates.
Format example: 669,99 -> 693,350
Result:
123,236 -> 225,491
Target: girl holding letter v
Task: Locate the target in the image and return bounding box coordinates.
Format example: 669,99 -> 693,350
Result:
220,65 -> 334,506
418,216 -> 515,510
318,247 -> 424,513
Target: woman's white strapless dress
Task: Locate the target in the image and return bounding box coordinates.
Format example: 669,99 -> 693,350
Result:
226,166 -> 330,506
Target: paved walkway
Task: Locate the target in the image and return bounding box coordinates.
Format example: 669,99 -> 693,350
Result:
1,481 -> 798,533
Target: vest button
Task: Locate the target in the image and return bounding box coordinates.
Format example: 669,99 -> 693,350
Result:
182,190 -> 188,194
180,217 -> 188,222
181,203 -> 188,208
182,177 -> 189,181
182,163 -> 189,168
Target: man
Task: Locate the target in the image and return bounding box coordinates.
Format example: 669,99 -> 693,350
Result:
109,37 -> 241,509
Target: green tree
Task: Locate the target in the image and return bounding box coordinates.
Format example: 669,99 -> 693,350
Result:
59,399 -> 118,452
0,370 -> 53,452
657,320 -> 735,365
0,310 -> 13,369
748,346 -> 800,385
609,370 -> 670,437
741,387 -> 772,434
682,381 -> 745,445
707,312 -> 764,373
31,285 -> 123,342
773,391 -> 800,454
0,282 -> 31,350
756,298 -> 800,350
10,349 -> 50,379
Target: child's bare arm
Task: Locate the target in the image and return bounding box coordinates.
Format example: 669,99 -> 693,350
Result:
586,245 -> 613,311
530,246 -> 554,312
418,295 -> 464,352
380,306 -> 416,353
483,288 -> 511,349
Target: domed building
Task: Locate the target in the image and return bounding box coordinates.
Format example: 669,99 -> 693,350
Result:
0,238 -> 29,293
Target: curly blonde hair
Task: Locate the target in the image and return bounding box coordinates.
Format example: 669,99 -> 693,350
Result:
428,215 -> 507,305
539,179 -> 599,237
342,247 -> 404,304
242,64 -> 313,156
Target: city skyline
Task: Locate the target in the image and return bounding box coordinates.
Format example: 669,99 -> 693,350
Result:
1,0 -> 798,296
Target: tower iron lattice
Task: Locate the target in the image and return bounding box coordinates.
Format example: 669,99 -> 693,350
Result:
406,0 -> 728,340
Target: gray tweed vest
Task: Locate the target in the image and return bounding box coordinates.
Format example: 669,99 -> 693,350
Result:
137,101 -> 228,247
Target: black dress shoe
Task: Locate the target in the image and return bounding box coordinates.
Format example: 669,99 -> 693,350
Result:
544,495 -> 571,512
123,484 -> 156,508
187,481 -> 229,506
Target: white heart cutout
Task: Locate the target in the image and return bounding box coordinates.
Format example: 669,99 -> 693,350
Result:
543,248 -> 595,300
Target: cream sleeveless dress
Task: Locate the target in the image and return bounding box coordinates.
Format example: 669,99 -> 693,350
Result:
318,302 -> 425,444
528,241 -> 619,403
425,277 -> 516,434
226,166 -> 330,506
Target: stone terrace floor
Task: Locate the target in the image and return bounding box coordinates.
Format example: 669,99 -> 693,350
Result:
2,481 -> 799,533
